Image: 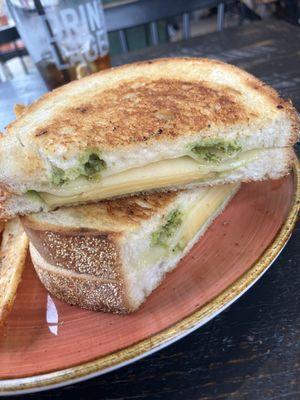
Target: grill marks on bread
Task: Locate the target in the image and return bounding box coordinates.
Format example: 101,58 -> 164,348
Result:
32,79 -> 248,151
23,191 -> 179,233
101,191 -> 178,225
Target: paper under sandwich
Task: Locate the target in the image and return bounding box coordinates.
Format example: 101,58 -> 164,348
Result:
0,58 -> 298,219
22,184 -> 239,313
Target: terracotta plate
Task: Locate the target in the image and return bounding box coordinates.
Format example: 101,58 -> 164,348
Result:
0,164 -> 299,395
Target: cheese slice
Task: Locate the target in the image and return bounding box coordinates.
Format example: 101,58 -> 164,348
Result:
176,184 -> 236,245
40,157 -> 214,207
40,150 -> 259,208
135,183 -> 239,269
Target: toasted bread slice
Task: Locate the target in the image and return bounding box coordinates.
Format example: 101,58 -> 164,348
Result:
0,218 -> 28,326
1,58 -> 298,218
23,184 -> 240,313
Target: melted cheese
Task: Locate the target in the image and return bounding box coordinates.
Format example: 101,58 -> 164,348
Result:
40,150 -> 259,208
135,184 -> 238,269
40,157 -> 214,207
176,184 -> 235,245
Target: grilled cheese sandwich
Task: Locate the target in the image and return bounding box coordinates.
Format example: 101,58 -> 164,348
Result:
0,57 -> 298,219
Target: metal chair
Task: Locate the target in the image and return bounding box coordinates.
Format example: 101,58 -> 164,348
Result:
0,25 -> 28,80
104,0 -> 229,53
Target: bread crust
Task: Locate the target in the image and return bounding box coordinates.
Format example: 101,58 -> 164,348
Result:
31,244 -> 132,313
0,218 -> 29,325
27,228 -> 135,313
23,226 -> 123,280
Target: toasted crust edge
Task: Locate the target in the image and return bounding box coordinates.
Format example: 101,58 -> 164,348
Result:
22,223 -> 126,281
30,243 -> 133,313
0,218 -> 29,326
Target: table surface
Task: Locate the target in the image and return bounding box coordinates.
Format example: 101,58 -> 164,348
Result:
1,20 -> 299,400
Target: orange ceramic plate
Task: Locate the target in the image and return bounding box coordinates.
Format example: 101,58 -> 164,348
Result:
0,164 -> 299,395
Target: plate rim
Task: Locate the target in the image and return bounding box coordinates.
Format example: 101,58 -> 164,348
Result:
1,161 -> 299,395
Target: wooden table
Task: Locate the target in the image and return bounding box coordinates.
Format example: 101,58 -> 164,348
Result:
2,20 -> 299,400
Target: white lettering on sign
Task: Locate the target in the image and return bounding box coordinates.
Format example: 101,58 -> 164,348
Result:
86,1 -> 101,31
42,0 -> 108,70
78,4 -> 89,29
60,8 -> 80,35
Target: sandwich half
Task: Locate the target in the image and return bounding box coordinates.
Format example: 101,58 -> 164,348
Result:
23,183 -> 239,313
1,57 -> 298,219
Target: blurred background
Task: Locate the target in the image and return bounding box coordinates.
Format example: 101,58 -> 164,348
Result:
0,0 -> 299,83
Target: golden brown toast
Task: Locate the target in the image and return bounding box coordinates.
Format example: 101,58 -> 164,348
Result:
7,58 -> 298,152
0,58 -> 298,219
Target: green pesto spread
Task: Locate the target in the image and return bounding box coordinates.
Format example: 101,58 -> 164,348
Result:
151,209 -> 183,248
25,189 -> 43,202
190,139 -> 242,164
51,150 -> 106,186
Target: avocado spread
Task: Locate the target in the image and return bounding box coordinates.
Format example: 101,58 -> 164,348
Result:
191,139 -> 242,164
51,151 -> 106,186
151,209 -> 183,248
